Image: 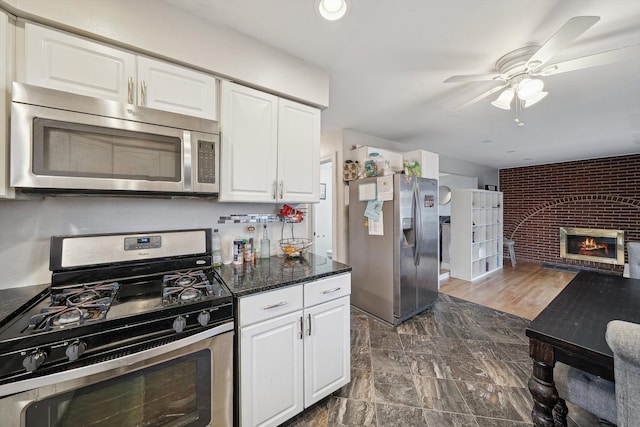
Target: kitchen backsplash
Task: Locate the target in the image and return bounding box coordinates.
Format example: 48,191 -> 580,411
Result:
0,197 -> 309,289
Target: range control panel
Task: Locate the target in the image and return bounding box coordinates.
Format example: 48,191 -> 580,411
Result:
124,235 -> 162,251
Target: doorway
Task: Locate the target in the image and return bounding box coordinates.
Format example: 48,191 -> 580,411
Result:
313,154 -> 335,259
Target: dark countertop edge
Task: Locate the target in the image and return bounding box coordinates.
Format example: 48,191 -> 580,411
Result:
226,266 -> 352,298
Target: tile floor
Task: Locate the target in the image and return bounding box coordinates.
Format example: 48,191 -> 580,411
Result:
282,294 -> 602,427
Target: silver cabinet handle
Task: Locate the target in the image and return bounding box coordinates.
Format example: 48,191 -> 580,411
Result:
322,287 -> 341,294
140,80 -> 147,106
272,181 -> 277,199
307,313 -> 312,336
127,77 -> 134,104
262,301 -> 287,310
299,316 -> 304,340
279,181 -> 284,199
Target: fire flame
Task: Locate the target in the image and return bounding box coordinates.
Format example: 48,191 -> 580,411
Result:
578,237 -> 608,254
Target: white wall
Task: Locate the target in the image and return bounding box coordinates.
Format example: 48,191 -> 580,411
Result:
438,173 -> 479,217
0,0 -> 329,107
0,197 -> 307,289
439,154 -> 498,189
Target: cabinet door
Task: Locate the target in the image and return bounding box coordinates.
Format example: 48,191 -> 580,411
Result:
303,296 -> 351,407
219,81 -> 278,202
22,22 -> 135,102
277,98 -> 320,203
137,56 -> 217,119
0,10 -> 14,198
240,311 -> 304,427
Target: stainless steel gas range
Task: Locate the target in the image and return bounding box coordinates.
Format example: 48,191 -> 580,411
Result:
0,229 -> 233,427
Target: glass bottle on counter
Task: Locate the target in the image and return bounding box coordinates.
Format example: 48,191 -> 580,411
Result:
260,225 -> 270,259
211,229 -> 222,267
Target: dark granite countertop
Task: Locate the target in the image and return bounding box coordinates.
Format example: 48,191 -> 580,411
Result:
217,253 -> 351,298
0,283 -> 49,326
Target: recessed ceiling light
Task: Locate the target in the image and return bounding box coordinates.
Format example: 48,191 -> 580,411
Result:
481,139 -> 492,144
506,150 -> 516,153
317,0 -> 348,21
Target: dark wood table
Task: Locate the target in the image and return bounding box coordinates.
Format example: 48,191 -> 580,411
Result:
526,271 -> 640,427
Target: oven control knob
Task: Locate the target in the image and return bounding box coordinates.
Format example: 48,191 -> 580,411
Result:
197,311 -> 210,326
173,316 -> 187,333
23,350 -> 46,373
65,341 -> 87,362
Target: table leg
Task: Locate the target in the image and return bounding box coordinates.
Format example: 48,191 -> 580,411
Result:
552,398 -> 568,427
528,339 -> 559,427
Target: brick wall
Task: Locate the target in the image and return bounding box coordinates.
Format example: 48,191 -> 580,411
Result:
499,154 -> 640,274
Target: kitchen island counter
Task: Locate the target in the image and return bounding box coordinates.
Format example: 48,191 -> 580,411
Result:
217,253 -> 351,298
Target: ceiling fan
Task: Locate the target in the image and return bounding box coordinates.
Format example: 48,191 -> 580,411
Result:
444,16 -> 638,120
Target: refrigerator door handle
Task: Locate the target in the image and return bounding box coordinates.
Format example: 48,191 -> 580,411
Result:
413,182 -> 421,266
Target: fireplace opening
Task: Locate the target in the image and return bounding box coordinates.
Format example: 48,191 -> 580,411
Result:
560,227 -> 624,265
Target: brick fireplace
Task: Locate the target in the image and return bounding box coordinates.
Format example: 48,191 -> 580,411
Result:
500,154 -> 640,274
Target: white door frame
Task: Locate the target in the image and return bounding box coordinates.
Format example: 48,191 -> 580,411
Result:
309,152 -> 337,259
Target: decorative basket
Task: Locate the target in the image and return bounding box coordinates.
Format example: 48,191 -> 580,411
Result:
279,238 -> 312,258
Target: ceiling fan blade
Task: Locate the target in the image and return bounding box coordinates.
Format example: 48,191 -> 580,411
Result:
536,44 -> 640,76
457,83 -> 509,110
444,73 -> 504,83
526,16 -> 600,72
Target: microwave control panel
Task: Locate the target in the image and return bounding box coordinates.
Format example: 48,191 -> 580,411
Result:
197,141 -> 216,184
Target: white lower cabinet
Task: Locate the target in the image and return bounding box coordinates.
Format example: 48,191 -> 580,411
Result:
303,295 -> 350,407
240,310 -> 304,427
238,273 -> 351,427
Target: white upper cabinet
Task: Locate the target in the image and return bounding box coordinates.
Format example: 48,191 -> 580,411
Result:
220,80 -> 320,203
220,81 -> 278,202
277,98 -> 320,203
0,9 -> 15,199
19,22 -> 217,119
21,21 -> 135,102
136,56 -> 217,119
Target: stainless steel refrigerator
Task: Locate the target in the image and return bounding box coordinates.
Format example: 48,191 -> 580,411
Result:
348,175 -> 439,325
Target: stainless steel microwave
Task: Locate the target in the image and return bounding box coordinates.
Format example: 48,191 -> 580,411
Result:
10,82 -> 220,196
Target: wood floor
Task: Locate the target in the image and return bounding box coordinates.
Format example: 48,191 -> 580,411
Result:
439,262 -> 577,320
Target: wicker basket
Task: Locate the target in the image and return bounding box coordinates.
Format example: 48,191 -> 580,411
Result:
279,238 -> 312,258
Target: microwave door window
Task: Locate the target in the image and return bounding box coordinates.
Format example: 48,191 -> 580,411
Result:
33,118 -> 181,182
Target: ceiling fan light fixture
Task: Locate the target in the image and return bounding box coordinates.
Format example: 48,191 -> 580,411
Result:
524,91 -> 548,108
491,88 -> 515,110
318,0 -> 348,21
517,78 -> 544,100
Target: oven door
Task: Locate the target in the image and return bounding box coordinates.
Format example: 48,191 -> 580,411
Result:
0,323 -> 233,427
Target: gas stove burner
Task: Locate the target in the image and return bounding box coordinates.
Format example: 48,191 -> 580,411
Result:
176,276 -> 196,287
57,309 -> 82,325
28,297 -> 111,331
162,270 -> 213,306
51,282 -> 120,307
164,271 -> 207,287
180,287 -> 201,302
67,290 -> 103,305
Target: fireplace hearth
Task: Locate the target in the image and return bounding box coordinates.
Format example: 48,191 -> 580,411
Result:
559,227 -> 624,265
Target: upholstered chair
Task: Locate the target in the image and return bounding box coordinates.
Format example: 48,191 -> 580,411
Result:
628,242 -> 640,279
606,320 -> 640,427
552,320 -> 640,426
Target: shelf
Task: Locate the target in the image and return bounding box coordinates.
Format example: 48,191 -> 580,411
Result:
451,189 -> 504,281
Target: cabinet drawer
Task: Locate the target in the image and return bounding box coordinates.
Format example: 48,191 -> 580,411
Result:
239,285 -> 303,327
304,274 -> 351,307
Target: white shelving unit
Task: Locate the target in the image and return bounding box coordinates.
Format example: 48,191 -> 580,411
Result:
450,189 -> 503,281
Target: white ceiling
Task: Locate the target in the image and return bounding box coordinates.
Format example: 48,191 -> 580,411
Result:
164,0 -> 640,169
